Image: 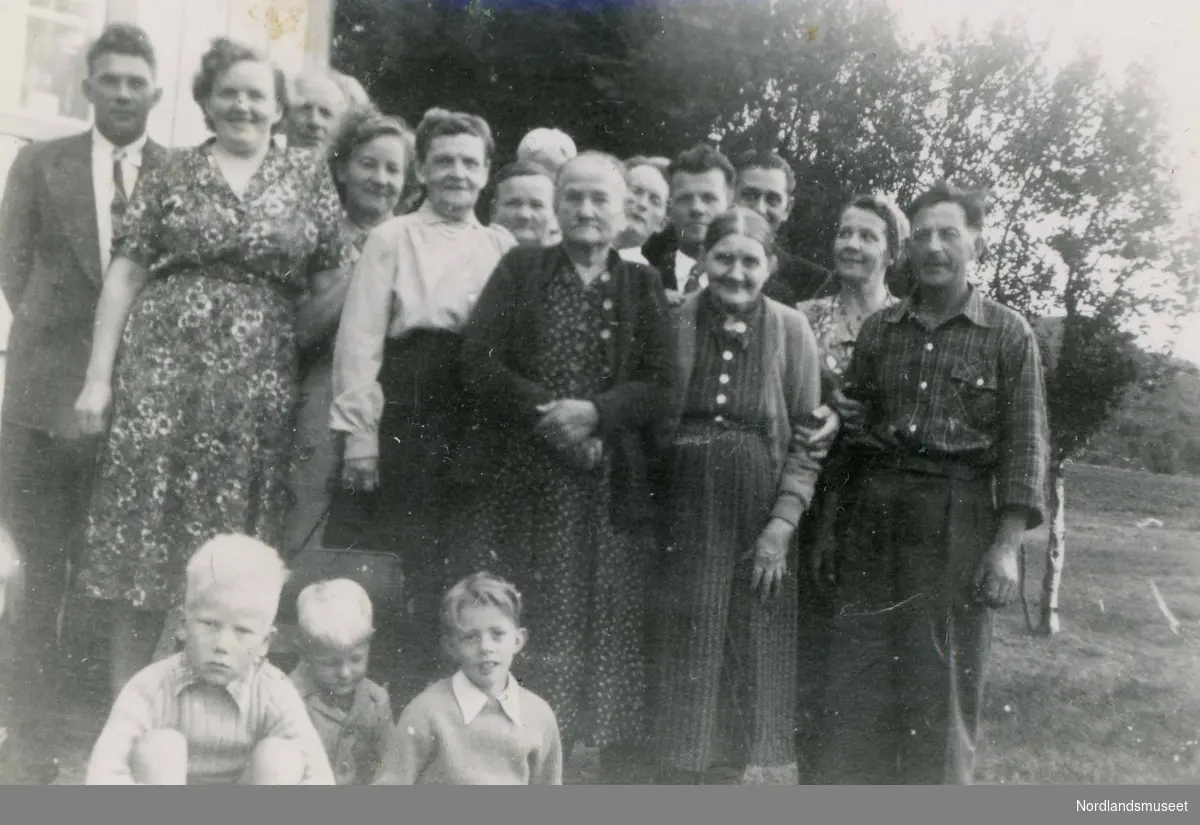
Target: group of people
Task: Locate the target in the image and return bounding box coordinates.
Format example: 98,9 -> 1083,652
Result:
0,23 -> 1050,786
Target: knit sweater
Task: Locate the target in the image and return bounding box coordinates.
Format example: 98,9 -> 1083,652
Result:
86,653 -> 335,785
374,676 -> 562,785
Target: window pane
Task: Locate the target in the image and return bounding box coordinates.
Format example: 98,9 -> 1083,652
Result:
19,16 -> 95,120
29,0 -> 100,16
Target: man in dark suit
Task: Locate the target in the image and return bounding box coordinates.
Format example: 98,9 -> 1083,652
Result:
642,143 -> 734,296
733,149 -> 835,305
0,23 -> 164,783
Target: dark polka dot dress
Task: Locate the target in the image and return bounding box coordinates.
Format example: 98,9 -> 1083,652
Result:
462,261 -> 646,752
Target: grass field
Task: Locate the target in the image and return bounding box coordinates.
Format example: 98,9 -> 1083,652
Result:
8,463 -> 1200,784
977,463 -> 1200,784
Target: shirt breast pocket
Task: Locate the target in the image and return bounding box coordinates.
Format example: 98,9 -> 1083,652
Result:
949,360 -> 999,433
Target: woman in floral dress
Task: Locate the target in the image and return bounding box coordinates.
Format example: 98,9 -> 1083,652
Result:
73,38 -> 350,695
793,193 -> 908,777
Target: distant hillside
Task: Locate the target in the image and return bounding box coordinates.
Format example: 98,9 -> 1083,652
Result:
1030,315 -> 1200,475
1081,354 -> 1200,475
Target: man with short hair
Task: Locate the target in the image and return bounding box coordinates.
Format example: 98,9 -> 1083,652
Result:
733,149 -> 833,304
643,142 -> 734,294
818,181 -> 1049,785
0,22 -> 166,783
489,160 -> 556,247
616,156 -> 669,265
285,70 -> 365,151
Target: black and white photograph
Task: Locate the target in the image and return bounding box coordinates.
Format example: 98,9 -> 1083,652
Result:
0,0 -> 1196,797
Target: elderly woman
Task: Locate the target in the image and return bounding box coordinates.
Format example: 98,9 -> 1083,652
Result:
326,108 -> 515,705
653,207 -> 824,785
459,152 -> 671,781
73,38 -> 351,694
283,109 -> 413,555
488,160 -> 556,247
793,193 -> 909,778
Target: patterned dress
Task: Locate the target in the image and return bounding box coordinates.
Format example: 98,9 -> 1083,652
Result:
77,142 -> 350,612
654,292 -> 798,780
462,262 -> 647,752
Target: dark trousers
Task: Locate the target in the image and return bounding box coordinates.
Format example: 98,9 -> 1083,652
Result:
0,422 -> 102,736
816,467 -> 995,785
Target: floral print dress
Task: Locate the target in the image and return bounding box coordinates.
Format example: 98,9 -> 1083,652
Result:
77,142 -> 350,612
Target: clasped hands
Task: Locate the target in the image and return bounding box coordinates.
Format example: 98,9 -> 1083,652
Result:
534,399 -> 602,471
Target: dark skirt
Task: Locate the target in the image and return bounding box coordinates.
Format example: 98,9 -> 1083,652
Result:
323,330 -> 469,704
654,421 -> 798,778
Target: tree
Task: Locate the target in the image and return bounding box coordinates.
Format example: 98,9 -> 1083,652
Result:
332,1 -> 1194,634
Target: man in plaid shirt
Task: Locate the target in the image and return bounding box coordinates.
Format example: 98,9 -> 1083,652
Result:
815,181 -> 1049,785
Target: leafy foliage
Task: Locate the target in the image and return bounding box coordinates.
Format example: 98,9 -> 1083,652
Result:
332,0 -> 1193,469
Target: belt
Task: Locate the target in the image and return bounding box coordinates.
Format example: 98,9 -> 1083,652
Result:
868,452 -> 986,482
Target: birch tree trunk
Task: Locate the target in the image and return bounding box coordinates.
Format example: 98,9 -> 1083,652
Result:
1038,459 -> 1067,635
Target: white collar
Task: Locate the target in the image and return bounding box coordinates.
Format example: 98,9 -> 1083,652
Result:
675,247 -> 698,272
618,246 -> 648,265
92,128 -> 149,166
451,670 -> 521,725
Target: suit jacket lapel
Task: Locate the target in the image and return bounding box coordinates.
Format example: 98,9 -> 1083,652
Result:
45,133 -> 102,284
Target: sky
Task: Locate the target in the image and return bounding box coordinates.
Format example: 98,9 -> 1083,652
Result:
888,0 -> 1200,363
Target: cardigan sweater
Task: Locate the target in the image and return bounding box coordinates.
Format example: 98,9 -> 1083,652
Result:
665,291 -> 826,527
459,244 -> 673,530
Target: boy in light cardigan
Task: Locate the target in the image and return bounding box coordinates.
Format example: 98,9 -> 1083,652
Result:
374,572 -> 562,785
86,535 -> 334,785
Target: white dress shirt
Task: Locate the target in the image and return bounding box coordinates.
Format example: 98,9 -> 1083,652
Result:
92,128 -> 149,274
675,248 -> 706,290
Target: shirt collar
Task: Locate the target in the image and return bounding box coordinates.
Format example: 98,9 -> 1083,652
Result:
92,128 -> 149,167
451,669 -> 521,725
886,284 -> 991,329
699,288 -> 762,350
290,661 -> 370,724
416,199 -> 482,228
172,653 -> 254,711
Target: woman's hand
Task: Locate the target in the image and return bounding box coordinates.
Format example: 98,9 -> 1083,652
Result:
743,517 -> 793,602
75,379 -> 113,436
342,456 -> 380,494
663,289 -> 686,307
534,400 -> 599,452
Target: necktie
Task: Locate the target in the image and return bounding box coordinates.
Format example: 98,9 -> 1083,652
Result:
683,261 -> 704,294
112,150 -> 129,228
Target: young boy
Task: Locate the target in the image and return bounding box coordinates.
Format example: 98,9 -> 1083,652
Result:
374,572 -> 562,785
85,535 -> 335,784
289,578 -> 393,784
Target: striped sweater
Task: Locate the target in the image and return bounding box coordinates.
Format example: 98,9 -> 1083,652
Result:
86,653 -> 335,785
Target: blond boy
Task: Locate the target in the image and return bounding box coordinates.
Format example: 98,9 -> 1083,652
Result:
290,578 -> 393,784
85,535 -> 334,784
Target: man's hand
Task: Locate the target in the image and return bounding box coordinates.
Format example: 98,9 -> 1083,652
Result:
795,404 -> 840,452
973,510 -> 1028,608
534,400 -> 599,452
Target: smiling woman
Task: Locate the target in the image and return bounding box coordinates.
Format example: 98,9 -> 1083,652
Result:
71,36 -> 352,700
